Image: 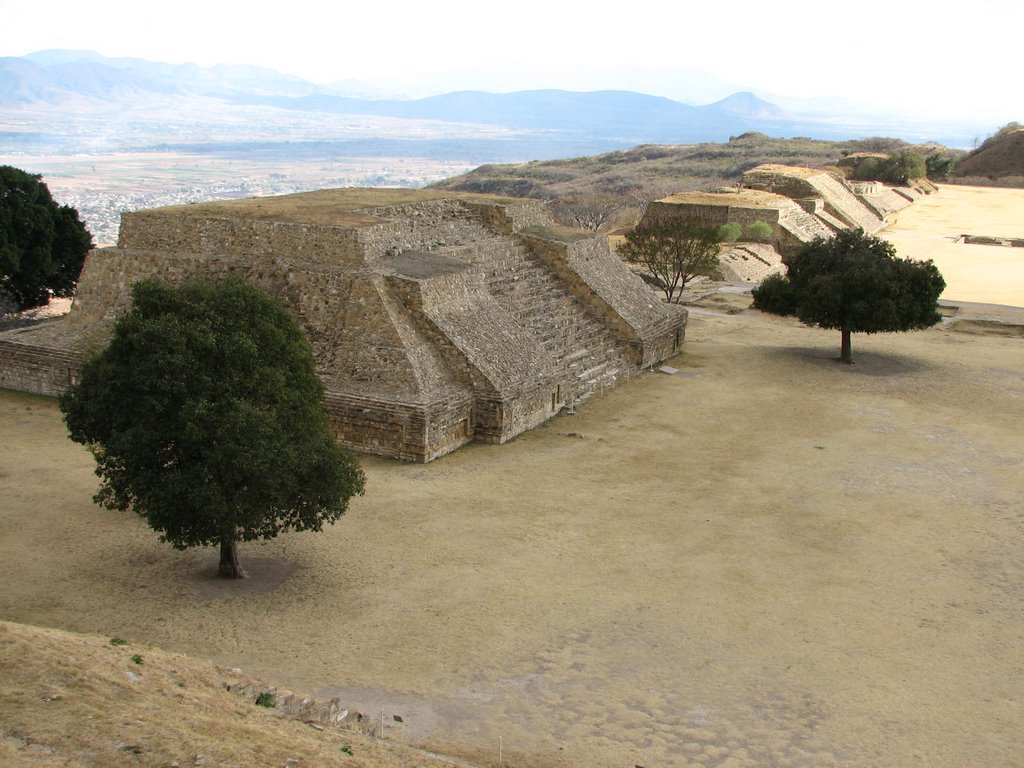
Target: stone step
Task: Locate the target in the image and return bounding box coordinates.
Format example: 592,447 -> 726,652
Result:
435,219 -> 636,402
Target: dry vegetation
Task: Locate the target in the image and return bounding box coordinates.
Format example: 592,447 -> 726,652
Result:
0,621 -> 458,768
429,134 -> 955,204
950,123 -> 1024,187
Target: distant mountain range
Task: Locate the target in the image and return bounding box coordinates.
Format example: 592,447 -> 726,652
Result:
0,50 -> 983,149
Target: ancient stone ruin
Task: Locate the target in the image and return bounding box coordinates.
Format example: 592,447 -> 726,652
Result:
0,189 -> 686,462
638,163 -> 933,281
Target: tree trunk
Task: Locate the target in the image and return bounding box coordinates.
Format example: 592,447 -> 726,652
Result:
840,328 -> 853,364
219,538 -> 246,579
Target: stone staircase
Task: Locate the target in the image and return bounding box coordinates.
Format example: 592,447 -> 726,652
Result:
405,215 -> 634,403
486,242 -> 633,400
420,218 -> 636,402
779,206 -> 834,243
808,173 -> 884,233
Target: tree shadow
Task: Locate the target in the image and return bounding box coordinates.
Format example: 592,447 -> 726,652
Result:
776,346 -> 933,377
188,553 -> 302,600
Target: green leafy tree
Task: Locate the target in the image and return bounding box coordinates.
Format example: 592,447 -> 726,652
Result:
851,151 -> 927,185
925,153 -> 956,181
60,277 -> 365,578
751,229 -> 945,364
0,165 -> 93,310
617,218 -> 722,303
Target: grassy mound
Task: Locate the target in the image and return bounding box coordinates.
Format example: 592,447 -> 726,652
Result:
0,620 -> 460,768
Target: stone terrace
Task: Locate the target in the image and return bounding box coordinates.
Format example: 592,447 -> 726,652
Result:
644,188 -> 833,257
742,164 -> 886,233
0,189 -> 686,462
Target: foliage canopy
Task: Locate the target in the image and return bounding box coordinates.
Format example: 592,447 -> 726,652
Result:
849,151 -> 927,185
617,218 -> 722,303
751,229 -> 945,363
60,277 -> 365,578
0,165 -> 93,310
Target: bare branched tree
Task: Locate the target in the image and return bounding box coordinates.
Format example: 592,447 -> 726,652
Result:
549,195 -> 625,232
617,219 -> 723,303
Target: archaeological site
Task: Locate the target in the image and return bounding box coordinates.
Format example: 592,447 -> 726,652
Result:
0,166 -> 933,461
642,163 -> 934,282
0,189 -> 686,462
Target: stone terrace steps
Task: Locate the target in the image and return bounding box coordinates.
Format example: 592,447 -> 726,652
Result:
484,242 -> 633,399
809,173 -> 884,233
429,221 -> 635,400
780,206 -> 834,242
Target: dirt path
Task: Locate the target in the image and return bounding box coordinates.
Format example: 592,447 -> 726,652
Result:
2,305 -> 1022,768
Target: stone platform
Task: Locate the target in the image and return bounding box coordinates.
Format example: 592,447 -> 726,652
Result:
0,189 -> 686,462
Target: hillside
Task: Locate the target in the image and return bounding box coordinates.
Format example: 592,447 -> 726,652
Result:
952,122 -> 1024,185
0,620 -> 461,768
0,50 -> 991,158
428,133 -> 941,202
0,52 -> 798,150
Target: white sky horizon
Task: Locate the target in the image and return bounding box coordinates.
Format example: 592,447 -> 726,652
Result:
2,0 -> 1021,126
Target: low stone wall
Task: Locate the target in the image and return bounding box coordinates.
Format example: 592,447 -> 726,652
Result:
222,675 -> 377,737
0,336 -> 84,396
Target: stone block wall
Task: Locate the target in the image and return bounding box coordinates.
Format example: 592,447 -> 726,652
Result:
322,391 -> 474,463
0,335 -> 83,396
120,211 -> 364,268
644,200 -> 800,257
356,199 -> 552,263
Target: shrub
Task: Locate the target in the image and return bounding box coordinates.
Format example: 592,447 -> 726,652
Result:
744,221 -> 773,243
717,222 -> 742,242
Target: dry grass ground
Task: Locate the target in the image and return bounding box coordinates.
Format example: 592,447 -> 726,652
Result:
2,297 -> 1022,768
0,621 -> 460,768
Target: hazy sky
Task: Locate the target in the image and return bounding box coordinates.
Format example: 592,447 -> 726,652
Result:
2,0 -> 1021,123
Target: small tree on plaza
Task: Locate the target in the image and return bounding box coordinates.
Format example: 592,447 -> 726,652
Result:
549,194 -> 625,232
752,229 -> 945,364
60,277 -> 365,578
